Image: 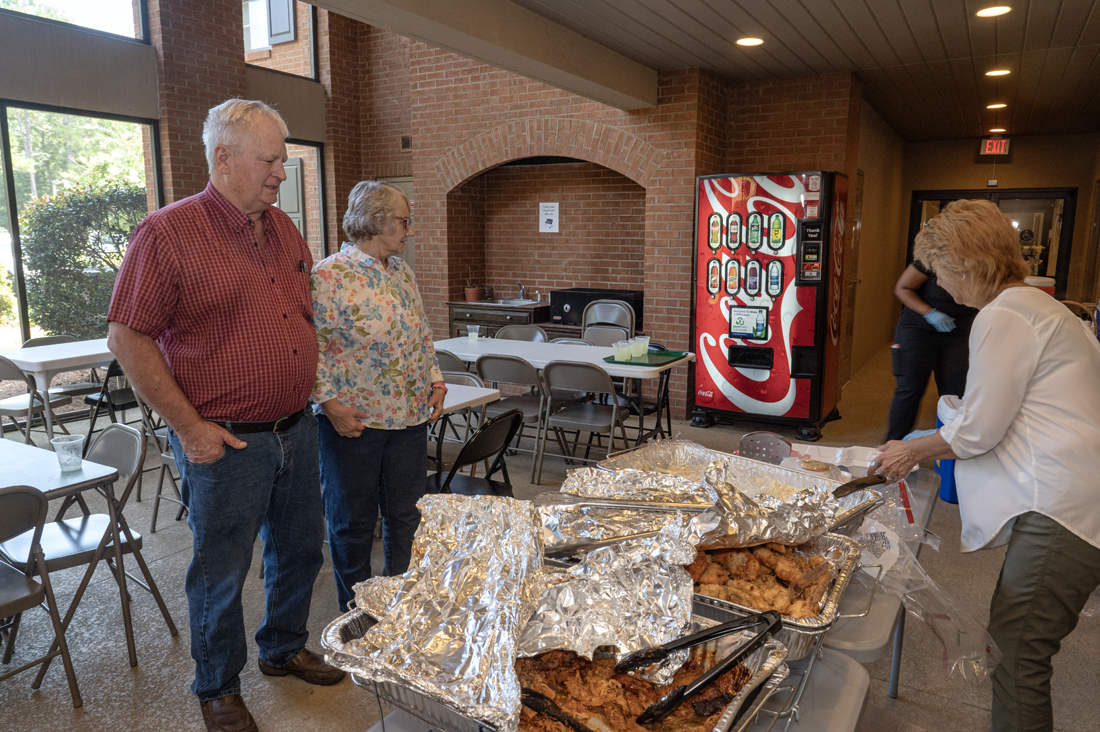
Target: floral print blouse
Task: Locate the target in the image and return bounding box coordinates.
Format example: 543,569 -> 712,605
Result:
311,243 -> 443,430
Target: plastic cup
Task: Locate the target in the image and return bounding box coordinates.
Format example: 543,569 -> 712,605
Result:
467,325 -> 480,342
631,336 -> 650,358
51,434 -> 84,472
612,340 -> 631,360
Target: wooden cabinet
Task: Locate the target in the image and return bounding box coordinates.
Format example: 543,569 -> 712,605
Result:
447,301 -> 552,338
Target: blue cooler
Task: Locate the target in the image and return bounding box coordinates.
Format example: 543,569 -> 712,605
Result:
935,396 -> 961,504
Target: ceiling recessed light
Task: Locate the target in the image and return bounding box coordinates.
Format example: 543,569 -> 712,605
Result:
990,128 -> 1007,133
986,69 -> 1011,76
736,37 -> 764,46
987,103 -> 1007,109
976,6 -> 1011,17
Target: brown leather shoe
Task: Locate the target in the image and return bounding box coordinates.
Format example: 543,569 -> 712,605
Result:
258,648 -> 346,686
200,694 -> 258,732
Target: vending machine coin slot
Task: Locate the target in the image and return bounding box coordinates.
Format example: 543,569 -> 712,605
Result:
725,259 -> 740,296
766,259 -> 783,298
746,212 -> 764,251
791,346 -> 818,377
726,212 -> 742,251
744,258 -> 762,297
768,212 -> 785,251
796,219 -> 825,285
708,213 -> 722,251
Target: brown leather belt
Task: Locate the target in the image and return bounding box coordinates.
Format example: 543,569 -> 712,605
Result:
210,409 -> 306,434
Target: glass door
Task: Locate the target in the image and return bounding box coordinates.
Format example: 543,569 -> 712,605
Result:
908,188 -> 1077,300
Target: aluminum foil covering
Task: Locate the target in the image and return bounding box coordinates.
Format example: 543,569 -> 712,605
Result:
331,494 -> 545,732
563,466 -> 719,505
516,531 -> 696,682
692,533 -> 863,660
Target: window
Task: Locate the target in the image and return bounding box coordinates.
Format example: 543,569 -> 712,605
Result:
277,142 -> 326,262
1,105 -> 159,346
0,0 -> 144,40
244,0 -> 315,80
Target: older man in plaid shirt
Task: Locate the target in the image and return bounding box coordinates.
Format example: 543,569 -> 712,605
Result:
108,99 -> 342,732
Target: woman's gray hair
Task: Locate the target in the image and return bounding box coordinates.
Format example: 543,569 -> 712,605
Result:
202,99 -> 289,175
343,181 -> 409,242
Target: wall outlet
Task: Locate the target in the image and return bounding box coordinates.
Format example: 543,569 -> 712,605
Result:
987,179 -> 998,187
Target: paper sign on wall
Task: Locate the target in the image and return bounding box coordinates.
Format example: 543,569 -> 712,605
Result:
539,202 -> 559,233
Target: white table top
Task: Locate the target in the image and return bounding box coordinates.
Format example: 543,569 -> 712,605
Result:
0,438 -> 119,499
0,337 -> 113,375
435,337 -> 694,380
442,384 -> 499,414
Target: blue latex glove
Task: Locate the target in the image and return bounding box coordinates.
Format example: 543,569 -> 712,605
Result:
923,308 -> 956,332
903,428 -> 938,441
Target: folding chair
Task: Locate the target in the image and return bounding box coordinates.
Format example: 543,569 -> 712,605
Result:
0,486 -> 82,708
0,424 -> 179,677
536,361 -> 631,484
82,360 -> 139,454
426,409 -> 523,497
0,355 -> 72,445
494,324 -> 548,342
475,354 -> 547,483
581,324 -> 631,347
436,350 -> 468,373
581,299 -> 635,335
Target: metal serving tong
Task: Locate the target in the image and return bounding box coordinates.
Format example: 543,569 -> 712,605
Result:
544,530 -> 663,560
521,687 -> 596,732
533,491 -> 712,513
630,610 -> 783,725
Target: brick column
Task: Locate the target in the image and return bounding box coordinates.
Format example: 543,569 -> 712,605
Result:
148,0 -> 248,203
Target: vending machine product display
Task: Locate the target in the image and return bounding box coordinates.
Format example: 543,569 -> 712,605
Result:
690,171 -> 849,440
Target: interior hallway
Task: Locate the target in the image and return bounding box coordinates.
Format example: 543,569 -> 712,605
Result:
1,342 -> 1097,732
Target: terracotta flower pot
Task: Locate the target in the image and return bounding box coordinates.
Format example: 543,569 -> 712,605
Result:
464,286 -> 481,302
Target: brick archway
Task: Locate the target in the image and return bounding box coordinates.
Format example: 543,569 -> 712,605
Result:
435,118 -> 666,192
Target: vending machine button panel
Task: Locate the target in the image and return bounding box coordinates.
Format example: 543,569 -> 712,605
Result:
796,219 -> 825,285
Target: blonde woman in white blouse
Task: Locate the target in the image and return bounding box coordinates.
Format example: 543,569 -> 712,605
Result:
874,199 -> 1100,732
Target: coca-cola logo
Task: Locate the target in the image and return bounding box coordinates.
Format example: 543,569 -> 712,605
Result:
697,389 -> 714,399
828,196 -> 845,346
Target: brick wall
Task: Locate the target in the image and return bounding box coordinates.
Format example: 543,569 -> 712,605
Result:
148,0 -> 247,203
317,9 -> 364,255
477,162 -> 646,299
246,1 -> 313,78
361,27 -> 412,180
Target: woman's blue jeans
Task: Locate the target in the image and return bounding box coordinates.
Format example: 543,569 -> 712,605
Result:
317,415 -> 427,612
169,411 -> 325,702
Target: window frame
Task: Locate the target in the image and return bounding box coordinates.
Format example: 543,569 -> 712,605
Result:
0,99 -> 163,344
0,0 -> 151,44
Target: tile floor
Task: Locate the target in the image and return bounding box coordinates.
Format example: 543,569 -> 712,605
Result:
2,343 -> 1097,731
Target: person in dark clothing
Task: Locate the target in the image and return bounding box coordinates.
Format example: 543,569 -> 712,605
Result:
886,259 -> 979,441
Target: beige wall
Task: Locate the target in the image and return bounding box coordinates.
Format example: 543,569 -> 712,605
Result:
904,133 -> 1100,301
852,102 -> 907,373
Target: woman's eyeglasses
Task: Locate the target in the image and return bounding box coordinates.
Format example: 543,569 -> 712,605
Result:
394,216 -> 412,231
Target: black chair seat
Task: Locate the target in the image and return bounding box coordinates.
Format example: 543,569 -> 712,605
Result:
0,561 -> 42,616
1,515 -> 142,574
83,386 -> 136,411
425,471 -> 514,498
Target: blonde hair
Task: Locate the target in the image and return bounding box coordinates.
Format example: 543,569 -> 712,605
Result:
343,181 -> 409,242
203,99 -> 289,175
913,199 -> 1028,304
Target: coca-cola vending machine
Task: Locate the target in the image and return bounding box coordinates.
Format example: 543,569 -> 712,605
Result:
690,172 -> 848,440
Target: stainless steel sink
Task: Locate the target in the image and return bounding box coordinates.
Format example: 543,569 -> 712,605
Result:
490,298 -> 540,305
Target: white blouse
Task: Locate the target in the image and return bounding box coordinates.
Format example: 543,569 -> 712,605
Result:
940,286 -> 1100,552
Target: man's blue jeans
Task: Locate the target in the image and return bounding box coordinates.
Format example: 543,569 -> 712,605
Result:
169,411 -> 325,702
317,416 -> 427,612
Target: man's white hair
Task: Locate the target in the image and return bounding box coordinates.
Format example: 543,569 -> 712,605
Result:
202,99 -> 289,175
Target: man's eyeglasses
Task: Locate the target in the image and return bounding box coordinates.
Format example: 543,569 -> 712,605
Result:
394,216 -> 412,231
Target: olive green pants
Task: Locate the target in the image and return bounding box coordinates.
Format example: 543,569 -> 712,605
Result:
988,512 -> 1100,732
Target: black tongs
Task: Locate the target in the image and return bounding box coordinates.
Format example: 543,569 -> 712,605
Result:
521,687 -> 596,732
615,611 -> 780,675
632,610 -> 782,725
832,472 -> 887,499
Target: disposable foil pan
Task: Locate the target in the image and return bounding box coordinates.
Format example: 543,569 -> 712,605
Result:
692,533 -> 862,660
323,609 -> 789,732
599,440 -> 883,534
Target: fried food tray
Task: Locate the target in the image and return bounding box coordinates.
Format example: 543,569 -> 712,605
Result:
692,533 -> 863,661
597,441 -> 883,535
322,609 -> 790,732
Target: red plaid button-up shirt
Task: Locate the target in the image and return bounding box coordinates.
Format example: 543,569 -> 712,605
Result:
108,183 -> 318,421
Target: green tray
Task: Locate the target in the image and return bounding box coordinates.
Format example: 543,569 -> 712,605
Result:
603,351 -> 688,366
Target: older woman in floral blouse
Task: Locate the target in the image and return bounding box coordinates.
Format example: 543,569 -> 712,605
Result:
311,180 -> 445,611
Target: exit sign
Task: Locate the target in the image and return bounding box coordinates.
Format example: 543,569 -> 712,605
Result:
980,137 -> 1011,155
